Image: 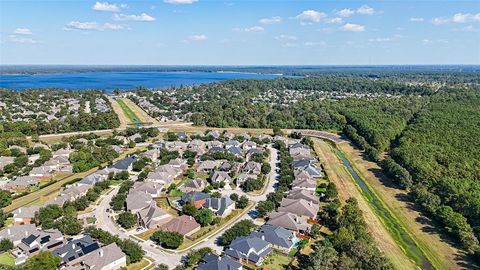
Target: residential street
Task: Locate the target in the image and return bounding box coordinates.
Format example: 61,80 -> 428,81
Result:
90,145 -> 279,268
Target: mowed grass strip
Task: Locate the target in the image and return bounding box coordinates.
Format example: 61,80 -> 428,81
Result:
117,98 -> 141,125
338,142 -> 465,270
312,139 -> 416,270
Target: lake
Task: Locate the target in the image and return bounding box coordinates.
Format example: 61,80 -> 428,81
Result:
0,71 -> 284,91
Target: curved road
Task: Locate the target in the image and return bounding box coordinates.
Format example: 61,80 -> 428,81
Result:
92,145 -> 279,268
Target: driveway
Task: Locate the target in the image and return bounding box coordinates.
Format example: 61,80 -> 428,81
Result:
91,144 -> 279,268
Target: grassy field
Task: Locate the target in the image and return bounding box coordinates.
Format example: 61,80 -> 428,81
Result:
338,142 -> 467,270
117,98 -> 141,125
0,252 -> 15,267
263,251 -> 293,270
122,98 -> 160,125
126,258 -> 152,270
107,96 -> 129,129
312,139 -> 416,270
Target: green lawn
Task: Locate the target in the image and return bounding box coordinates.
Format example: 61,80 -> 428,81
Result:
0,252 -> 15,267
263,251 -> 293,270
117,99 -> 141,125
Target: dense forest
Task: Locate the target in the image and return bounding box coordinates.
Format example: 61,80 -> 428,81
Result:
389,88 -> 480,253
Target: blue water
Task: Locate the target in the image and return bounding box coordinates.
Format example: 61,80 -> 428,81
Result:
0,71 -> 284,91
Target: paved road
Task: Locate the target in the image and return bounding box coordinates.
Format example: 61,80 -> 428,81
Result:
92,145 -> 279,268
93,186 -> 182,268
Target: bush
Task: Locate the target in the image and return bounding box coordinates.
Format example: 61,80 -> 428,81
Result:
151,231 -> 184,249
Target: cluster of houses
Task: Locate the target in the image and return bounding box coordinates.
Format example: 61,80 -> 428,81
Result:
94,97 -> 111,113
3,97 -> 83,123
0,223 -> 127,269
196,140 -> 322,269
1,147 -> 74,194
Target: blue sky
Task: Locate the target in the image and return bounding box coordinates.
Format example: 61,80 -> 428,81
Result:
0,0 -> 479,65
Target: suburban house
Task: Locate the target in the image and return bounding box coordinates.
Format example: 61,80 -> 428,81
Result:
4,176 -> 39,192
12,206 -> 39,225
53,235 -> 100,267
145,170 -> 175,187
197,254 -> 242,270
14,229 -> 65,264
206,140 -> 223,149
160,215 -> 201,236
52,148 -> 72,158
197,160 -> 220,172
291,177 -> 317,191
137,202 -> 172,229
76,173 -> 103,187
225,140 -> 241,149
203,196 -> 235,217
287,189 -> 320,205
267,211 -> 311,233
188,139 -> 206,155
235,173 -> 257,186
126,191 -> 153,214
0,156 -> 15,170
225,235 -> 272,266
111,156 -> 137,172
0,224 -> 38,245
251,224 -> 298,253
180,192 -> 210,208
133,181 -> 163,197
168,158 -> 188,171
210,171 -> 232,185
29,166 -> 52,180
142,149 -> 159,161
77,242 -> 127,270
179,178 -> 207,193
176,132 -> 189,140
277,198 -> 318,219
242,141 -> 257,151
241,161 -> 262,175
206,130 -> 220,139
227,147 -> 242,157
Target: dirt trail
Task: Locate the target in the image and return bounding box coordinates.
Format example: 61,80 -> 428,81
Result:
339,142 -> 468,270
313,139 -> 416,270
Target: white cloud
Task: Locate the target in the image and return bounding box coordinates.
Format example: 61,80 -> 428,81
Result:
164,0 -> 198,4
234,26 -> 264,33
8,35 -> 37,44
452,13 -> 480,23
13,28 -> 32,35
337,8 -> 355,17
326,17 -> 344,24
357,5 -> 375,15
341,23 -> 365,32
92,2 -> 125,12
275,34 -> 297,41
304,41 -> 326,46
64,21 -> 126,31
259,16 -> 282,25
409,17 -> 424,22
368,34 -> 402,43
432,17 -> 449,25
295,10 -> 326,24
113,13 -> 155,22
189,34 -> 207,41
